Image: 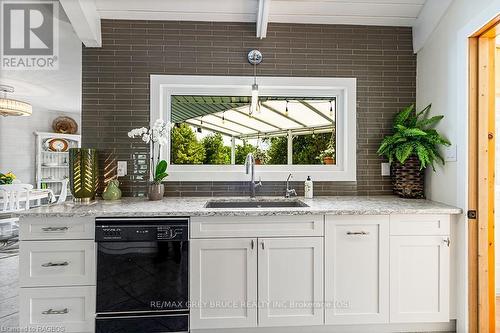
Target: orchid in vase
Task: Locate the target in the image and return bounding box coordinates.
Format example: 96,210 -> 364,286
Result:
128,119 -> 171,200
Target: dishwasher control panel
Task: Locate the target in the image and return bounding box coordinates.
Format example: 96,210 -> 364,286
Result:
95,217 -> 188,242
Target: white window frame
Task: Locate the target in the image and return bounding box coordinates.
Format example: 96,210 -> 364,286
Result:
150,75 -> 356,181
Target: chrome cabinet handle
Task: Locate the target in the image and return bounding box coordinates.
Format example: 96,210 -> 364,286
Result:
41,261 -> 69,267
443,237 -> 451,247
251,240 -> 254,250
346,231 -> 370,236
42,226 -> 69,232
42,308 -> 68,315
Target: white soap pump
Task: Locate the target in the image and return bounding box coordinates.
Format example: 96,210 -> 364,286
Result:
304,176 -> 313,199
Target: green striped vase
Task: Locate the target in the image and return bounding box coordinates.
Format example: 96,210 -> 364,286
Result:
69,148 -> 99,203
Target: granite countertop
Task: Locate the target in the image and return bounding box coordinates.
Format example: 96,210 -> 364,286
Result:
14,196 -> 462,218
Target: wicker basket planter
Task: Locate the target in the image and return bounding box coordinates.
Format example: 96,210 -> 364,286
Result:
391,155 -> 425,199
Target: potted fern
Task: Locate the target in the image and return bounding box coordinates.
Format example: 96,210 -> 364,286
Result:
377,104 -> 450,198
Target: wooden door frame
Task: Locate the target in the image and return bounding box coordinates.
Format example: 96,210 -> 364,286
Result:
468,15 -> 499,333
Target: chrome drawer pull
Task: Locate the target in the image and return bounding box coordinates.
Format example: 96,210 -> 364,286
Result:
42,226 -> 69,232
42,308 -> 68,315
346,231 -> 370,236
41,261 -> 69,267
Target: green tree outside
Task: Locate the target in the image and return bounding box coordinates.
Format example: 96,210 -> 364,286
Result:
171,123 -> 206,164
201,133 -> 231,164
235,142 -> 256,164
266,133 -> 332,165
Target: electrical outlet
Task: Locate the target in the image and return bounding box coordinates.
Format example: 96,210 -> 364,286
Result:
117,161 -> 127,177
381,163 -> 390,176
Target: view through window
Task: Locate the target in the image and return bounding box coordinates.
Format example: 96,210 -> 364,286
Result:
170,96 -> 336,166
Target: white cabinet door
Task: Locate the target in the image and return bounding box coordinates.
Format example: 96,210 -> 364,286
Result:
258,237 -> 324,327
190,238 -> 258,329
325,215 -> 389,325
390,236 -> 450,322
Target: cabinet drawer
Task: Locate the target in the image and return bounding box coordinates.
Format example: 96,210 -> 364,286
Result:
190,215 -> 324,238
19,217 -> 94,240
390,214 -> 450,236
20,240 -> 95,287
19,286 -> 96,333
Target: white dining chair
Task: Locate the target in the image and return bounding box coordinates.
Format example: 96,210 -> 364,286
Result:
0,183 -> 34,212
0,183 -> 33,252
57,178 -> 69,204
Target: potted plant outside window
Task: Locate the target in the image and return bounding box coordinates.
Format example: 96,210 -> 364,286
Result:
318,143 -> 335,165
377,104 -> 451,199
253,148 -> 267,165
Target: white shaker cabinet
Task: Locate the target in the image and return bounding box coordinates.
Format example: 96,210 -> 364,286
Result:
190,238 -> 258,330
258,237 -> 324,327
390,235 -> 450,322
325,215 -> 390,325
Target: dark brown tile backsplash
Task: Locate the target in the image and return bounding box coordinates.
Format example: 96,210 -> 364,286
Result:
82,20 -> 416,197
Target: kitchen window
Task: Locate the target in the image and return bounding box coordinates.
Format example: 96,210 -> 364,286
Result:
151,75 -> 356,181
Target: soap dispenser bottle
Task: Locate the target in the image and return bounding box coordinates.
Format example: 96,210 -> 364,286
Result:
304,176 -> 313,199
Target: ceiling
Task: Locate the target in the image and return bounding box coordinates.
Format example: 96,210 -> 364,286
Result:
95,0 -> 427,27
60,0 -> 453,53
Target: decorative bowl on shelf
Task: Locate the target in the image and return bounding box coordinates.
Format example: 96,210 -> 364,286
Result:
44,138 -> 69,152
52,116 -> 78,134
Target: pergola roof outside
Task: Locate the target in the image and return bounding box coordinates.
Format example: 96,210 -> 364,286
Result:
172,95 -> 336,140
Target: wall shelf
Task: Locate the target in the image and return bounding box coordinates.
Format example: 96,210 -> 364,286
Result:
35,132 -> 81,198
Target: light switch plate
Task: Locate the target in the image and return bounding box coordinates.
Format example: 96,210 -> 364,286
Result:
117,161 -> 127,177
381,163 -> 390,176
444,145 -> 457,162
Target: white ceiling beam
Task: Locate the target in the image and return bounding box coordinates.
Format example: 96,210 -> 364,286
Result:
256,0 -> 270,39
60,0 -> 102,47
412,0 -> 453,53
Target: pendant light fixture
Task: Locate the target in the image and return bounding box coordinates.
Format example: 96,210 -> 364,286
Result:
0,85 -> 32,117
247,49 -> 262,115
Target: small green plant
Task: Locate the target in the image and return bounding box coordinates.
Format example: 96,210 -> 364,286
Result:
377,104 -> 451,170
153,160 -> 168,184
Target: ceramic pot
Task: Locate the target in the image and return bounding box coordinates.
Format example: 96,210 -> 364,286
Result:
148,183 -> 165,201
323,156 -> 335,165
102,179 -> 122,200
255,159 -> 262,165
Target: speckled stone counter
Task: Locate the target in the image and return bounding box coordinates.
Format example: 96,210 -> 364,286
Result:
14,196 -> 462,218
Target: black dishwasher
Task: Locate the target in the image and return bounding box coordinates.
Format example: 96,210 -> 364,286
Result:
95,217 -> 189,333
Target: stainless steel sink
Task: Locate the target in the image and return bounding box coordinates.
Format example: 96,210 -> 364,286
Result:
204,199 -> 309,209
